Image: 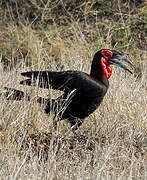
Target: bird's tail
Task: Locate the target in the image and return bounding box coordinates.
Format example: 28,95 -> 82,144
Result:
0,87 -> 47,104
0,87 -> 30,101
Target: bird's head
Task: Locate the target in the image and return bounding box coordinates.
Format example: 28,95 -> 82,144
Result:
95,49 -> 135,79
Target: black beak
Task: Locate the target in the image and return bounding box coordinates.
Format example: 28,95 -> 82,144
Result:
107,50 -> 135,74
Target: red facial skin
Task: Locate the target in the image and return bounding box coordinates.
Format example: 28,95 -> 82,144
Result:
100,50 -> 113,79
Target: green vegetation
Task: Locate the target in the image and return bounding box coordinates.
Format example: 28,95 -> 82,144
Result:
0,0 -> 146,179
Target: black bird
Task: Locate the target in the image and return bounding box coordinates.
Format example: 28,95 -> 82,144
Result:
2,49 -> 134,131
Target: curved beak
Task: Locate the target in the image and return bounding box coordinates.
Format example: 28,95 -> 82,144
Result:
108,51 -> 135,74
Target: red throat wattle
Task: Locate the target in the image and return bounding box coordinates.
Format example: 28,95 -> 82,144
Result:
101,57 -> 112,79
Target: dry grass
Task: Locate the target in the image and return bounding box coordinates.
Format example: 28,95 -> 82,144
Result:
0,0 -> 147,179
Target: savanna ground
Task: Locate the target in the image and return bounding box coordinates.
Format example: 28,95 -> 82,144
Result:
0,0 -> 147,179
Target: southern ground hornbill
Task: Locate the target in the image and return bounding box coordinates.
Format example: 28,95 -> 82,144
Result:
2,49 -> 134,132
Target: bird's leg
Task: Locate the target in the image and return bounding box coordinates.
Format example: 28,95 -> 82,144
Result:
44,99 -> 62,133
70,118 -> 84,135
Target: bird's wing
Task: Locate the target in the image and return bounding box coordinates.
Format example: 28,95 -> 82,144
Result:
20,70 -> 78,91
20,70 -> 107,98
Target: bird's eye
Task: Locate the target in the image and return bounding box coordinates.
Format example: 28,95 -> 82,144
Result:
105,52 -> 111,57
101,49 -> 112,58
